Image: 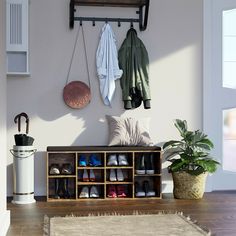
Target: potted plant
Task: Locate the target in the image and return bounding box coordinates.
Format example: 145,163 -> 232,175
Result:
163,119 -> 220,199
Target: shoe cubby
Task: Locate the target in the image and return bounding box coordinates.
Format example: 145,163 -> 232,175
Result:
48,177 -> 76,200
106,152 -> 133,167
78,184 -> 105,200
48,152 -> 76,176
47,146 -> 162,201
134,176 -> 161,198
106,184 -> 132,199
134,152 -> 161,176
106,168 -> 133,183
78,152 -> 104,167
78,169 -> 105,184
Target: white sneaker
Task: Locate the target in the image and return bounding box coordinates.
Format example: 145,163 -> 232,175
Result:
90,186 -> 99,198
117,169 -> 124,181
109,169 -> 117,181
107,155 -> 118,166
89,169 -> 95,181
135,182 -> 145,197
83,169 -> 89,182
118,154 -> 128,166
79,186 -> 89,198
146,190 -> 156,197
49,164 -> 60,175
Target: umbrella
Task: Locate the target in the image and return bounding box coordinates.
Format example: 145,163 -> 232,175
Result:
14,112 -> 34,146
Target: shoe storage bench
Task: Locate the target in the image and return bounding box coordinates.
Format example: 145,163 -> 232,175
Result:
46,146 -> 162,201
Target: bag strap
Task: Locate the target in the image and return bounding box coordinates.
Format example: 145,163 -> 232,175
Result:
65,25 -> 91,88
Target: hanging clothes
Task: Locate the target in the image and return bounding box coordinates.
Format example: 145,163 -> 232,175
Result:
118,28 -> 151,110
96,23 -> 123,106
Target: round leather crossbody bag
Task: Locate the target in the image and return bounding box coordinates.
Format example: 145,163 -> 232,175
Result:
63,81 -> 91,109
63,25 -> 91,109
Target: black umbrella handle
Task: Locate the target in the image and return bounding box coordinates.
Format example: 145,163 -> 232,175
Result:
14,112 -> 29,134
14,115 -> 21,133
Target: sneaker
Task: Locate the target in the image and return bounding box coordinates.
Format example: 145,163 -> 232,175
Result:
79,155 -> 87,167
89,154 -> 102,166
135,182 -> 145,197
79,186 -> 89,198
89,169 -> 95,182
61,163 -> 73,175
49,164 -> 60,175
83,169 -> 89,182
90,186 -> 99,198
107,154 -> 118,166
117,169 -> 124,181
117,185 -> 127,198
109,169 -> 117,181
143,180 -> 155,197
135,155 -> 145,174
145,154 -> 155,174
118,154 -> 129,166
107,185 -> 117,198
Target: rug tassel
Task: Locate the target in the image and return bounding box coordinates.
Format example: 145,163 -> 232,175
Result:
43,215 -> 49,236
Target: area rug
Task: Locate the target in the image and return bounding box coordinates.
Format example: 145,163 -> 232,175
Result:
44,212 -> 211,236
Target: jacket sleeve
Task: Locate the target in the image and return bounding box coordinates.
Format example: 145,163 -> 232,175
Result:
118,43 -> 132,105
135,40 -> 151,109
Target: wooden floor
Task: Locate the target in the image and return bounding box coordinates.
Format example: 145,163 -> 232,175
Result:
6,192 -> 236,236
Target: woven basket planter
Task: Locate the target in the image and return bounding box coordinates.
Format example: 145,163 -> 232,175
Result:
172,172 -> 208,199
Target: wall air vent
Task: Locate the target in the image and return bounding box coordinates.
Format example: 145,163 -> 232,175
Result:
9,3 -> 22,45
6,0 -> 29,76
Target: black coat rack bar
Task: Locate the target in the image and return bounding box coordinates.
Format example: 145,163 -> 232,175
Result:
69,0 -> 150,31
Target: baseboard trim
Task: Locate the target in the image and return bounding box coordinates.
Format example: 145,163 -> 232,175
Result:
0,210 -> 10,236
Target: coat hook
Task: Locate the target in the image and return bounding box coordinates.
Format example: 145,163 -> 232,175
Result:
130,21 -> 134,28
118,20 -> 121,27
92,20 -> 95,26
105,18 -> 108,24
80,20 -> 82,26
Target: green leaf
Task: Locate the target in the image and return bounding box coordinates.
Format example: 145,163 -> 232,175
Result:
164,147 -> 183,160
196,138 -> 214,149
169,159 -> 187,172
167,158 -> 180,163
195,143 -> 212,151
174,119 -> 187,136
192,152 -> 208,158
195,159 -> 220,173
193,131 -> 207,143
163,140 -> 184,150
179,153 -> 193,161
184,131 -> 194,142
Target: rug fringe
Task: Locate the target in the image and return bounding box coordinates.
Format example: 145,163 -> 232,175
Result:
64,210 -> 185,217
43,215 -> 50,236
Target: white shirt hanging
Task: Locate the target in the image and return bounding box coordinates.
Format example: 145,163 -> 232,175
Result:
96,23 -> 123,106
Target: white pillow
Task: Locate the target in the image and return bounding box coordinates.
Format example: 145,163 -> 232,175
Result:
106,115 -> 154,146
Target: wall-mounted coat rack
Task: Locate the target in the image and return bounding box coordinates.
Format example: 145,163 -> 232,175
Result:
69,0 -> 150,31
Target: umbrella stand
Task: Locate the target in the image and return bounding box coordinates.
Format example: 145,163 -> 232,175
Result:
11,112 -> 36,204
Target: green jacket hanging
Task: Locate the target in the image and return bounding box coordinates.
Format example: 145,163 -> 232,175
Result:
118,28 -> 151,109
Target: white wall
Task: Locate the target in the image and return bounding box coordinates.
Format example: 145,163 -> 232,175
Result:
7,0 -> 203,195
0,0 -> 10,234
